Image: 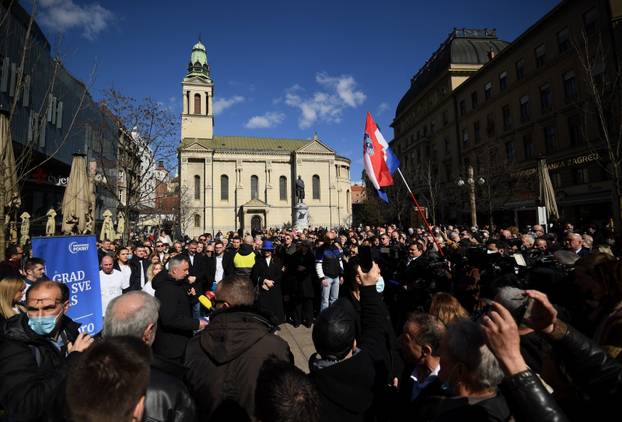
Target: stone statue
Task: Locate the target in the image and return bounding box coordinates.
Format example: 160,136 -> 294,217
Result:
9,221 -> 17,245
116,211 -> 125,240
295,176 -> 305,203
65,215 -> 80,235
100,209 -> 115,241
46,209 -> 57,236
83,208 -> 93,234
19,212 -> 30,246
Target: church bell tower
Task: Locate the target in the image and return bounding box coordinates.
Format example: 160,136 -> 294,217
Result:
181,40 -> 214,140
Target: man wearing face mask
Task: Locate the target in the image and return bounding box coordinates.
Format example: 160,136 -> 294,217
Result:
0,280 -> 94,421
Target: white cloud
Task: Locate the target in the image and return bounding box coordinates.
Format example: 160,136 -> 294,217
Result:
39,0 -> 114,40
213,95 -> 245,115
284,73 -> 366,129
245,112 -> 285,129
376,102 -> 390,116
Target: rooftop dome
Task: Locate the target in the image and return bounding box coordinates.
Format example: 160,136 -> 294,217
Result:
394,29 -> 509,120
186,40 -> 211,80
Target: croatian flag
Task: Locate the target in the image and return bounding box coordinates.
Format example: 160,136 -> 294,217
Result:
363,112 -> 400,203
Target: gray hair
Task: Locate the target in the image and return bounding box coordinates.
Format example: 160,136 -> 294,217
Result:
445,318 -> 503,391
167,255 -> 188,273
103,291 -> 160,341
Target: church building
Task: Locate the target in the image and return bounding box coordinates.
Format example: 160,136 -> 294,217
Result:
178,41 -> 352,237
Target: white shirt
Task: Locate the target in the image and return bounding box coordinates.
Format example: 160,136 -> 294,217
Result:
410,364 -> 441,401
143,282 -> 156,296
99,269 -> 129,316
215,255 -> 224,283
118,263 -> 132,289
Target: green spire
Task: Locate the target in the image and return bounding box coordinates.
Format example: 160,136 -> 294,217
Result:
186,40 -> 211,80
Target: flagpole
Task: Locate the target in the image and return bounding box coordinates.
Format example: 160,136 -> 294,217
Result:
396,167 -> 445,257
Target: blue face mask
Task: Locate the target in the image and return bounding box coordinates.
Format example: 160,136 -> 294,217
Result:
127,254 -> 134,260
28,313 -> 60,336
376,276 -> 385,293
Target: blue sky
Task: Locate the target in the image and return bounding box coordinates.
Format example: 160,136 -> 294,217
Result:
34,0 -> 559,181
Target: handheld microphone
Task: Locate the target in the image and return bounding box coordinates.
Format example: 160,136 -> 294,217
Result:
198,291 -> 216,310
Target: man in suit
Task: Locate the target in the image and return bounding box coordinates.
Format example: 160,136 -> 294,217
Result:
398,312 -> 447,410
129,245 -> 149,291
184,240 -> 208,290
222,236 -> 241,277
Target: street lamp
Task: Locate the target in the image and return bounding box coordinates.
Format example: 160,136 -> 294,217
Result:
456,165 -> 486,228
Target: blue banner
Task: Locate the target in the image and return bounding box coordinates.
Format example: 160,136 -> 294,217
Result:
31,235 -> 102,335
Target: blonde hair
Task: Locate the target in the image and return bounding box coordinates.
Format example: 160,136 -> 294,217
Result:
0,278 -> 25,319
429,292 -> 469,326
147,263 -> 163,282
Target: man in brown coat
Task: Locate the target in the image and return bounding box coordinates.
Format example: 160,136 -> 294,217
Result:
185,276 -> 293,421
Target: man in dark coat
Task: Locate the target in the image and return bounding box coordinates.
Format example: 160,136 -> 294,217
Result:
309,262 -> 389,422
128,245 -> 149,290
0,280 -> 94,421
152,256 -> 207,362
291,241 -> 316,327
185,275 -> 293,421
251,240 -> 285,324
104,291 -> 196,422
184,240 -> 208,289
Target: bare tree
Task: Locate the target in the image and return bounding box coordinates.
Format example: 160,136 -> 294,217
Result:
93,89 -> 178,242
573,28 -> 622,226
0,0 -> 92,258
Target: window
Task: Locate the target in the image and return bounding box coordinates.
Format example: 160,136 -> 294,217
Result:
194,175 -> 201,200
575,167 -> 589,184
484,82 -> 492,99
279,176 -> 287,200
523,134 -> 534,159
557,27 -> 570,53
502,104 -> 512,130
499,71 -> 508,90
535,44 -> 546,68
312,175 -> 320,199
486,113 -> 495,137
194,214 -> 201,228
550,171 -> 562,188
568,116 -> 582,146
459,100 -> 466,116
583,7 -> 597,33
506,142 -> 516,162
471,91 -> 479,109
473,121 -> 481,141
220,175 -> 229,201
540,84 -> 552,112
520,96 -> 530,122
515,59 -> 525,80
563,71 -> 577,99
194,93 -> 201,115
462,128 -> 469,145
251,175 -> 259,200
544,126 -> 557,153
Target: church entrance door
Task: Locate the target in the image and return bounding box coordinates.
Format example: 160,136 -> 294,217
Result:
251,215 -> 262,232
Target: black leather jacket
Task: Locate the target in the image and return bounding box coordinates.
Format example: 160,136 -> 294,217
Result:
501,322 -> 622,422
144,355 -> 196,422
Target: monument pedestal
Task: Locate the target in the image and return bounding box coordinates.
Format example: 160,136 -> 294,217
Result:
294,202 -> 309,230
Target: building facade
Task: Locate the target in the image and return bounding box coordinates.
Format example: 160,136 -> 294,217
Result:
392,0 -> 622,228
178,42 -> 352,237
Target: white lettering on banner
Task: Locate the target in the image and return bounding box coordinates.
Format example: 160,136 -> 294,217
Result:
52,271 -> 86,283
68,242 -> 89,254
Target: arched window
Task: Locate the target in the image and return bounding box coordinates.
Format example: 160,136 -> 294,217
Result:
346,190 -> 350,209
220,175 -> 229,201
194,175 -> 200,200
194,214 -> 201,228
312,175 -> 320,199
279,176 -> 287,201
194,93 -> 201,115
251,175 -> 259,200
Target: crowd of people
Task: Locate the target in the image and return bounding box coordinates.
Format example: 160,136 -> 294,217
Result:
0,221 -> 621,421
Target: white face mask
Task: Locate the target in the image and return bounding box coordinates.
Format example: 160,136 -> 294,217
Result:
376,276 -> 385,293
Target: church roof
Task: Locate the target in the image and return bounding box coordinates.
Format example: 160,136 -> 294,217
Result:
181,135 -> 311,152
